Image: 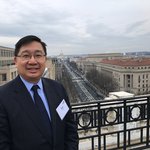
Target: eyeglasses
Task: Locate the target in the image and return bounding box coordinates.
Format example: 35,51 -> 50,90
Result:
17,52 -> 46,61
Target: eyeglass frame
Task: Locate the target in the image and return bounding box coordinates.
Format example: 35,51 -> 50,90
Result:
16,51 -> 46,61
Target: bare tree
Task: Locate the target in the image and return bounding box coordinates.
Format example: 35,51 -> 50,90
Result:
86,69 -> 118,95
68,61 -> 78,70
57,65 -> 79,103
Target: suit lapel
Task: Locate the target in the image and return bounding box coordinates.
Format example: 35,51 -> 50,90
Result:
42,78 -> 58,145
13,76 -> 52,143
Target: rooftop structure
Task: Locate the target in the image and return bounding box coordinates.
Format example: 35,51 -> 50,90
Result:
108,91 -> 134,99
101,58 -> 150,67
82,53 -> 124,63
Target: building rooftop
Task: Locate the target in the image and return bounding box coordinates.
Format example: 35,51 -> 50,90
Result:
0,46 -> 14,51
100,58 -> 150,67
87,53 -> 123,58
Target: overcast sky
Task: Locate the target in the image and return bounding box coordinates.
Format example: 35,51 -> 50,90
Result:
0,0 -> 150,56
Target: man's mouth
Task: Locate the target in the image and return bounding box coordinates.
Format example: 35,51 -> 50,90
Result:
27,68 -> 39,72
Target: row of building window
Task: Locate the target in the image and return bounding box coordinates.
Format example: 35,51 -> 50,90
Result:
138,84 -> 149,88
138,75 -> 149,83
0,71 -> 17,82
125,66 -> 150,69
139,88 -> 149,92
0,60 -> 14,66
0,50 -> 14,57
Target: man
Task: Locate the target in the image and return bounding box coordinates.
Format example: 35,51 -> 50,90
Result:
0,35 -> 78,150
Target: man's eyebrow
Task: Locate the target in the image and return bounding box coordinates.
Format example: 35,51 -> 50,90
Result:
20,50 -> 29,53
34,50 -> 44,53
20,50 -> 43,53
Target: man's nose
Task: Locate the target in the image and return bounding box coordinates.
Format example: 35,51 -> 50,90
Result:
28,55 -> 37,63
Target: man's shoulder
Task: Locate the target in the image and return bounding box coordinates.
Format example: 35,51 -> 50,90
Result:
42,77 -> 62,86
42,77 -> 65,91
0,79 -> 17,101
0,78 -> 15,91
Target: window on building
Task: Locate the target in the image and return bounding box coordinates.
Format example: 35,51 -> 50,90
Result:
11,72 -> 13,79
143,74 -> 145,79
1,74 -> 7,81
127,74 -> 130,80
138,76 -> 140,83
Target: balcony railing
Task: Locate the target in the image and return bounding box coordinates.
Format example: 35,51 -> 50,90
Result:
71,95 -> 150,150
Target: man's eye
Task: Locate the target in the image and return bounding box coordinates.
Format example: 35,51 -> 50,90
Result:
35,54 -> 42,58
22,54 -> 30,58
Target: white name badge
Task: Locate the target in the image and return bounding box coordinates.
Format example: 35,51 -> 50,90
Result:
56,99 -> 69,120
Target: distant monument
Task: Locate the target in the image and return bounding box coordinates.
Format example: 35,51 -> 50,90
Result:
57,50 -> 64,60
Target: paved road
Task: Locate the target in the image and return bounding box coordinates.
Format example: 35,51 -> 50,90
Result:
64,62 -> 104,102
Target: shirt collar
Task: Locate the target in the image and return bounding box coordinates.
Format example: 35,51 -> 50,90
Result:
19,76 -> 43,91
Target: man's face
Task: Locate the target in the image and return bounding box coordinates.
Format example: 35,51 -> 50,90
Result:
14,41 -> 46,83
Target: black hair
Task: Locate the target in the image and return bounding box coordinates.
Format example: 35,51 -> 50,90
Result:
14,35 -> 47,56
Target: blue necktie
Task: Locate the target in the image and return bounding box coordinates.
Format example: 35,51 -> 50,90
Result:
31,85 -> 53,140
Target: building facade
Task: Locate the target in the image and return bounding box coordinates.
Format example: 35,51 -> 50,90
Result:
0,46 -> 17,85
76,54 -> 150,95
84,53 -> 124,62
97,58 -> 150,95
45,57 -> 56,80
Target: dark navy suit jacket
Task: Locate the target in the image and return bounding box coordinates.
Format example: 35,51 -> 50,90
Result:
0,76 -> 78,150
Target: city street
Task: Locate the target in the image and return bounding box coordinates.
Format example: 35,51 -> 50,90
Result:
64,62 -> 104,102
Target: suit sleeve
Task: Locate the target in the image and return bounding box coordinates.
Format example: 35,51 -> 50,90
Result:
0,100 -> 11,150
62,86 -> 79,150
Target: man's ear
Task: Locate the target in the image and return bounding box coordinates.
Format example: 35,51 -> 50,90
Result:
45,56 -> 48,61
14,57 -> 17,64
